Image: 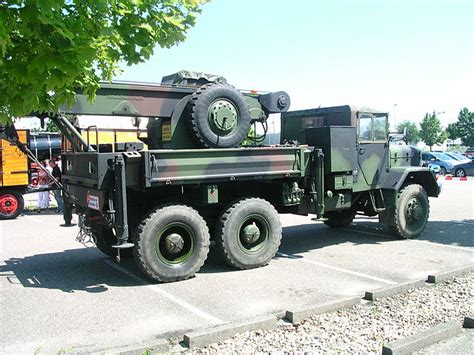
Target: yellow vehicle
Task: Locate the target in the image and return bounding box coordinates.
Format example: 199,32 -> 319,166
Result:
0,130 -> 29,219
0,125 -> 145,219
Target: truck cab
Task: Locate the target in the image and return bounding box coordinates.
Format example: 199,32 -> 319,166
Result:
281,105 -> 439,230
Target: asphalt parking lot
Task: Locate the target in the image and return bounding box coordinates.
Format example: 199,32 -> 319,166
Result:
1,178 -> 473,353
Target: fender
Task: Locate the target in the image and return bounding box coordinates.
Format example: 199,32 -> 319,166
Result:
381,166 -> 440,197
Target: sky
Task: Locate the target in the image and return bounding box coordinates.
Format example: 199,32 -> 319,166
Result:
115,0 -> 474,130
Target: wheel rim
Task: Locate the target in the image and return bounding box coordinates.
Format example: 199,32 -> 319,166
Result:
456,169 -> 465,177
155,222 -> 195,265
0,194 -> 19,216
236,214 -> 270,254
440,167 -> 446,175
207,99 -> 238,136
405,197 -> 426,229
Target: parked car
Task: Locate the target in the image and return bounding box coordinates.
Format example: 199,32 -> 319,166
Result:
463,147 -> 474,159
443,152 -> 472,164
421,152 -> 462,175
452,159 -> 474,177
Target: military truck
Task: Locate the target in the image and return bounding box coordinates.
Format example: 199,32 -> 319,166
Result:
0,71 -> 439,282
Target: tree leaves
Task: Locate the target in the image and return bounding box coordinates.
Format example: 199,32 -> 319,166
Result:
397,120 -> 420,145
450,108 -> 474,147
0,0 -> 207,123
419,111 -> 447,151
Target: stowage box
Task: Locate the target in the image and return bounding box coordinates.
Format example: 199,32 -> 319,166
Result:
305,126 -> 356,174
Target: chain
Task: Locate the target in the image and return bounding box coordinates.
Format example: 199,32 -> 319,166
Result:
75,214 -> 96,248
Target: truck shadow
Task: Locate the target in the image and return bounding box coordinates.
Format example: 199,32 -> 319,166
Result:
277,217 -> 474,258
345,217 -> 474,248
0,248 -> 144,293
1,218 -> 471,291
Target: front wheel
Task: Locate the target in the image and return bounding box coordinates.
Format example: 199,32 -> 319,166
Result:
0,190 -> 24,220
133,204 -> 210,282
389,184 -> 430,239
455,168 -> 466,178
439,166 -> 447,175
215,198 -> 282,269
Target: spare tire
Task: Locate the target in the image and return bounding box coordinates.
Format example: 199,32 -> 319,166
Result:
187,83 -> 251,148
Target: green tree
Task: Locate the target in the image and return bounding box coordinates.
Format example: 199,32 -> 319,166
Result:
0,0 -> 207,124
397,120 -> 419,145
455,107 -> 474,147
419,111 -> 447,151
446,122 -> 459,140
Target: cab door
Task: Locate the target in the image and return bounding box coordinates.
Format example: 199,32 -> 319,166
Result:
356,113 -> 389,189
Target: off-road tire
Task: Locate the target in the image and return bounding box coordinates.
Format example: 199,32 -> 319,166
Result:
0,190 -> 24,220
92,225 -> 133,258
388,184 -> 430,239
187,83 -> 251,148
455,168 -> 466,178
323,209 -> 356,228
133,204 -> 210,282
215,198 -> 282,269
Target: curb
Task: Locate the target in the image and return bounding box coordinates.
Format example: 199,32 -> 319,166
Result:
427,265 -> 474,284
381,321 -> 462,355
183,315 -> 277,349
463,314 -> 474,329
285,297 -> 361,324
111,339 -> 169,354
364,279 -> 426,301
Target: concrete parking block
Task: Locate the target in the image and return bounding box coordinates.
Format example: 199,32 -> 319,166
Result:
463,314 -> 474,329
285,297 -> 361,324
427,265 -> 474,284
364,279 -> 426,301
183,315 -> 278,348
381,321 -> 462,355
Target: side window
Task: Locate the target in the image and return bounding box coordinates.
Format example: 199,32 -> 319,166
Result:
373,115 -> 387,140
358,115 -> 372,141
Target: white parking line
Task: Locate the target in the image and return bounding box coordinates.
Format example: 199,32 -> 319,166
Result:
276,252 -> 398,285
408,239 -> 474,253
103,259 -> 223,324
343,228 -> 474,253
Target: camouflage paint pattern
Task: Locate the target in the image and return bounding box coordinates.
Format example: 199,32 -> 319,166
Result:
144,146 -> 310,186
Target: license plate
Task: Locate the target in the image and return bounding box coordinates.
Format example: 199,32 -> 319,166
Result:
86,191 -> 100,211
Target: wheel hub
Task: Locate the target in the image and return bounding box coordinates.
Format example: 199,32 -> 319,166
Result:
163,233 -> 185,255
208,99 -> 238,135
241,222 -> 261,244
406,198 -> 422,223
0,195 -> 18,215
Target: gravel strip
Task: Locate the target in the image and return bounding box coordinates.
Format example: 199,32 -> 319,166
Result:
180,273 -> 473,354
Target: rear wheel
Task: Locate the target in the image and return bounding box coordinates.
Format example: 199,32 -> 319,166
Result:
455,168 -> 466,177
92,225 -> 132,258
388,184 -> 429,239
323,209 -> 356,228
215,198 -> 282,269
133,204 -> 210,282
0,190 -> 24,220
